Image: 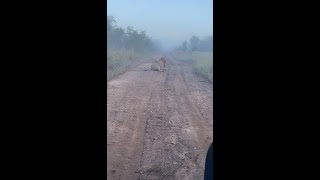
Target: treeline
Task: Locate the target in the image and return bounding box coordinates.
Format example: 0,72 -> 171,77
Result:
107,15 -> 161,53
175,35 -> 213,52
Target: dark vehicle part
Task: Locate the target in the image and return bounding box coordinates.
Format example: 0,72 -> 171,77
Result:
204,143 -> 213,180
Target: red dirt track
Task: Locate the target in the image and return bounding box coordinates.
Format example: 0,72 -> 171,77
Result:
107,54 -> 213,180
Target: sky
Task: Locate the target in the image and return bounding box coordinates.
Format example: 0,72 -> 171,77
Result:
107,0 -> 213,50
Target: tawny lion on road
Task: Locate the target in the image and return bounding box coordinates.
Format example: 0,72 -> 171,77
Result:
150,61 -> 164,72
159,57 -> 166,67
150,57 -> 166,72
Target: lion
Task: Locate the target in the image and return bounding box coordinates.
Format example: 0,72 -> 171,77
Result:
159,57 -> 166,67
151,62 -> 161,71
150,60 -> 165,72
159,60 -> 165,71
146,57 -> 166,72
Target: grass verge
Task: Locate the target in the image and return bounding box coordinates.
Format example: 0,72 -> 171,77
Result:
171,51 -> 213,83
107,49 -> 150,81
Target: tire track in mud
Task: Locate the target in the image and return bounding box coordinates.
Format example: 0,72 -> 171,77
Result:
107,55 -> 213,180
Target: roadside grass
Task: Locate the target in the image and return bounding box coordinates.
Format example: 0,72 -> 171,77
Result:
171,51 -> 213,82
107,48 -> 150,81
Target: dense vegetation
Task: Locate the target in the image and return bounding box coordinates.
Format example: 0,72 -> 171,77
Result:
107,15 -> 161,80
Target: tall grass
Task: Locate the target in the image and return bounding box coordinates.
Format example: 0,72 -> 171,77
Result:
107,48 -> 149,81
171,51 -> 213,82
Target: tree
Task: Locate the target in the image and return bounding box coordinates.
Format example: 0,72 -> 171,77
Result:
112,27 -> 126,48
197,36 -> 213,52
107,15 -> 159,53
107,16 -> 116,31
190,36 -> 200,52
182,41 -> 188,52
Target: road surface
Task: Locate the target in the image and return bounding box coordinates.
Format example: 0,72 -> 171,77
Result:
107,54 -> 213,180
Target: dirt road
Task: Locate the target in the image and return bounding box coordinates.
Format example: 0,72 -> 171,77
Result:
107,54 -> 213,180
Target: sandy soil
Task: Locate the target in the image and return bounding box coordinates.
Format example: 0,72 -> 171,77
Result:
107,54 -> 213,180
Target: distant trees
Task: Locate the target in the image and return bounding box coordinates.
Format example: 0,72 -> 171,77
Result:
197,36 -> 213,52
107,15 -> 159,53
107,16 -> 116,31
182,41 -> 188,52
175,35 -> 213,53
190,36 -> 200,52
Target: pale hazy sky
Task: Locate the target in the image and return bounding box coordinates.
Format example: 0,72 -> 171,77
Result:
107,0 -> 213,50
